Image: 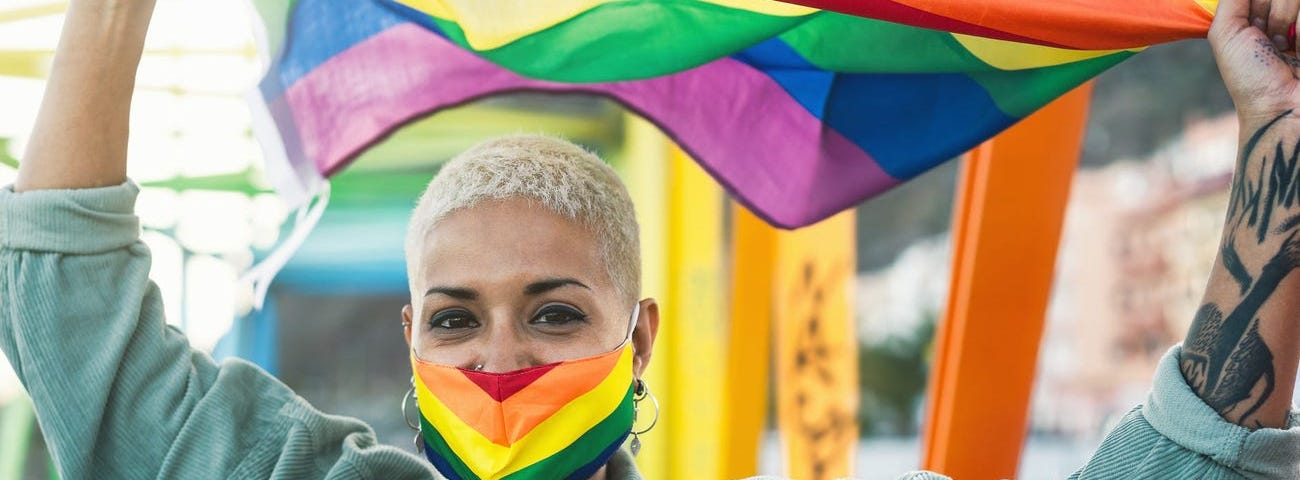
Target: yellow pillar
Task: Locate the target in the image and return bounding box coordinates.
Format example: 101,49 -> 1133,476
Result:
619,114 -> 671,479
663,145 -> 726,479
775,210 -> 859,480
620,117 -> 727,479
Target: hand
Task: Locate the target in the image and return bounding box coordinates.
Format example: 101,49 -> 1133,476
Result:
1211,0 -> 1300,123
15,0 -> 156,191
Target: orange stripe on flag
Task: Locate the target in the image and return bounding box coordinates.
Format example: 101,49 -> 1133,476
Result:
892,0 -> 1212,49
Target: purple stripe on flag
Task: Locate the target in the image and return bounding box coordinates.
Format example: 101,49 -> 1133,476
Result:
278,23 -> 899,228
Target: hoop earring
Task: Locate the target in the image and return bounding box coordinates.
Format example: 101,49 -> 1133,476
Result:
402,377 -> 422,453
629,378 -> 659,456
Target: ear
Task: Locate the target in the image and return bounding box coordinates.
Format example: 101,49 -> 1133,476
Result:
402,304 -> 414,347
631,298 -> 660,379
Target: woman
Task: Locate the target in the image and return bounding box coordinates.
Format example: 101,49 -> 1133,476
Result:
1,0 -> 1297,479
399,134 -> 659,479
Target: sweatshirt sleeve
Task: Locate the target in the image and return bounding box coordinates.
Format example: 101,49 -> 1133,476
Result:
0,182 -> 434,480
1071,345 -> 1300,479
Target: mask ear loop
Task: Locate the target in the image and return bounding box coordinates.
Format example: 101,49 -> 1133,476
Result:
618,303 -> 641,348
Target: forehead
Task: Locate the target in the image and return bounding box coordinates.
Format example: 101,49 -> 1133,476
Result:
416,198 -> 608,291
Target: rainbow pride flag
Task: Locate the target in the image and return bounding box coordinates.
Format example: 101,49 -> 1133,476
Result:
251,0 -> 1216,228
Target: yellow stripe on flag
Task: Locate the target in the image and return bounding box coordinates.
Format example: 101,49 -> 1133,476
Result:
393,0 -> 814,50
951,33 -> 1141,71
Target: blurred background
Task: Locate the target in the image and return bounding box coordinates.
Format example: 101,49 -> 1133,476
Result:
0,1 -> 1295,479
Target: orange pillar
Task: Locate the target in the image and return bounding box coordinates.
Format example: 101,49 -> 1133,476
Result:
921,82 -> 1093,479
719,204 -> 777,479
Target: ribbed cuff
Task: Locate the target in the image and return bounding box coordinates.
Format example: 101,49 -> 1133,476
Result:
1143,345 -> 1300,479
0,181 -> 141,254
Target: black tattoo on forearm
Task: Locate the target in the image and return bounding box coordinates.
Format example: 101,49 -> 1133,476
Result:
1221,237 -> 1253,294
1182,110 -> 1295,428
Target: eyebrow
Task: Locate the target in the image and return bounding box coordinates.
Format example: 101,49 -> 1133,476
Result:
423,279 -> 590,300
524,278 -> 591,296
424,287 -> 478,300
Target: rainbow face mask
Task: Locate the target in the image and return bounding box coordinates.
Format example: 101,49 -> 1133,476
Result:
410,307 -> 639,480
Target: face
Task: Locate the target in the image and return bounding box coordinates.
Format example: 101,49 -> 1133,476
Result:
403,198 -> 657,376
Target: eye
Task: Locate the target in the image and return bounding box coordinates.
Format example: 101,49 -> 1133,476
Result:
531,304 -> 588,326
428,309 -> 479,331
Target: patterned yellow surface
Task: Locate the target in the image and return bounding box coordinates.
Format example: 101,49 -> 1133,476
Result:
775,211 -> 859,480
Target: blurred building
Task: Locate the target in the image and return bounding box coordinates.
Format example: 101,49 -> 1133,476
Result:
856,235 -> 950,346
1033,114 -> 1238,438
853,114 -> 1248,443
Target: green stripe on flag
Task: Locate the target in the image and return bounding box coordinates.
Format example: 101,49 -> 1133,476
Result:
781,13 -> 995,73
968,50 -> 1133,117
418,415 -> 480,480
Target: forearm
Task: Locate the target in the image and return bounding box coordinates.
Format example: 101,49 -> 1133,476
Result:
1181,111 -> 1300,430
15,0 -> 156,192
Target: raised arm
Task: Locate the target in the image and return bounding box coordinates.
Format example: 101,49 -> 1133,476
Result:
1180,0 -> 1300,430
2,3 -> 435,478
14,0 -> 155,192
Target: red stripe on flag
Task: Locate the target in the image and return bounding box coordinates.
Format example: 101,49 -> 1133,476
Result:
461,363 -> 559,402
793,0 -> 1063,47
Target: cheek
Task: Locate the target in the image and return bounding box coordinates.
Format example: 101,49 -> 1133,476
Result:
411,337 -> 476,365
527,321 -> 625,362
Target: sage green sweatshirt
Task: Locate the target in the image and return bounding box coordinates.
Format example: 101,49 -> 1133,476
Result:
1,182 -> 1296,479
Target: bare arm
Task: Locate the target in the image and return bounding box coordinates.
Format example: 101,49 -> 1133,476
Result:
1182,0 -> 1300,429
14,0 -> 156,192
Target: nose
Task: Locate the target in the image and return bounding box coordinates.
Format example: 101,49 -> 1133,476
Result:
471,315 -> 543,373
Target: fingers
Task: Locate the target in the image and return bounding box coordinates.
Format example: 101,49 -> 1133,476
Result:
1212,0 -> 1257,47
1251,0 -> 1271,30
1267,0 -> 1298,51
1218,0 -> 1300,55
1219,0 -> 1252,20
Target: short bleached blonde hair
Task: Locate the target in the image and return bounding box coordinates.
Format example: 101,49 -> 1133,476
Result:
405,134 -> 641,304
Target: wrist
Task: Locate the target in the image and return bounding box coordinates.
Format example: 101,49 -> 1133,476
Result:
1235,108 -> 1300,152
1238,107 -> 1299,127
69,0 -> 157,14
56,0 -> 156,72
65,0 -> 157,35
1233,84 -> 1300,125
